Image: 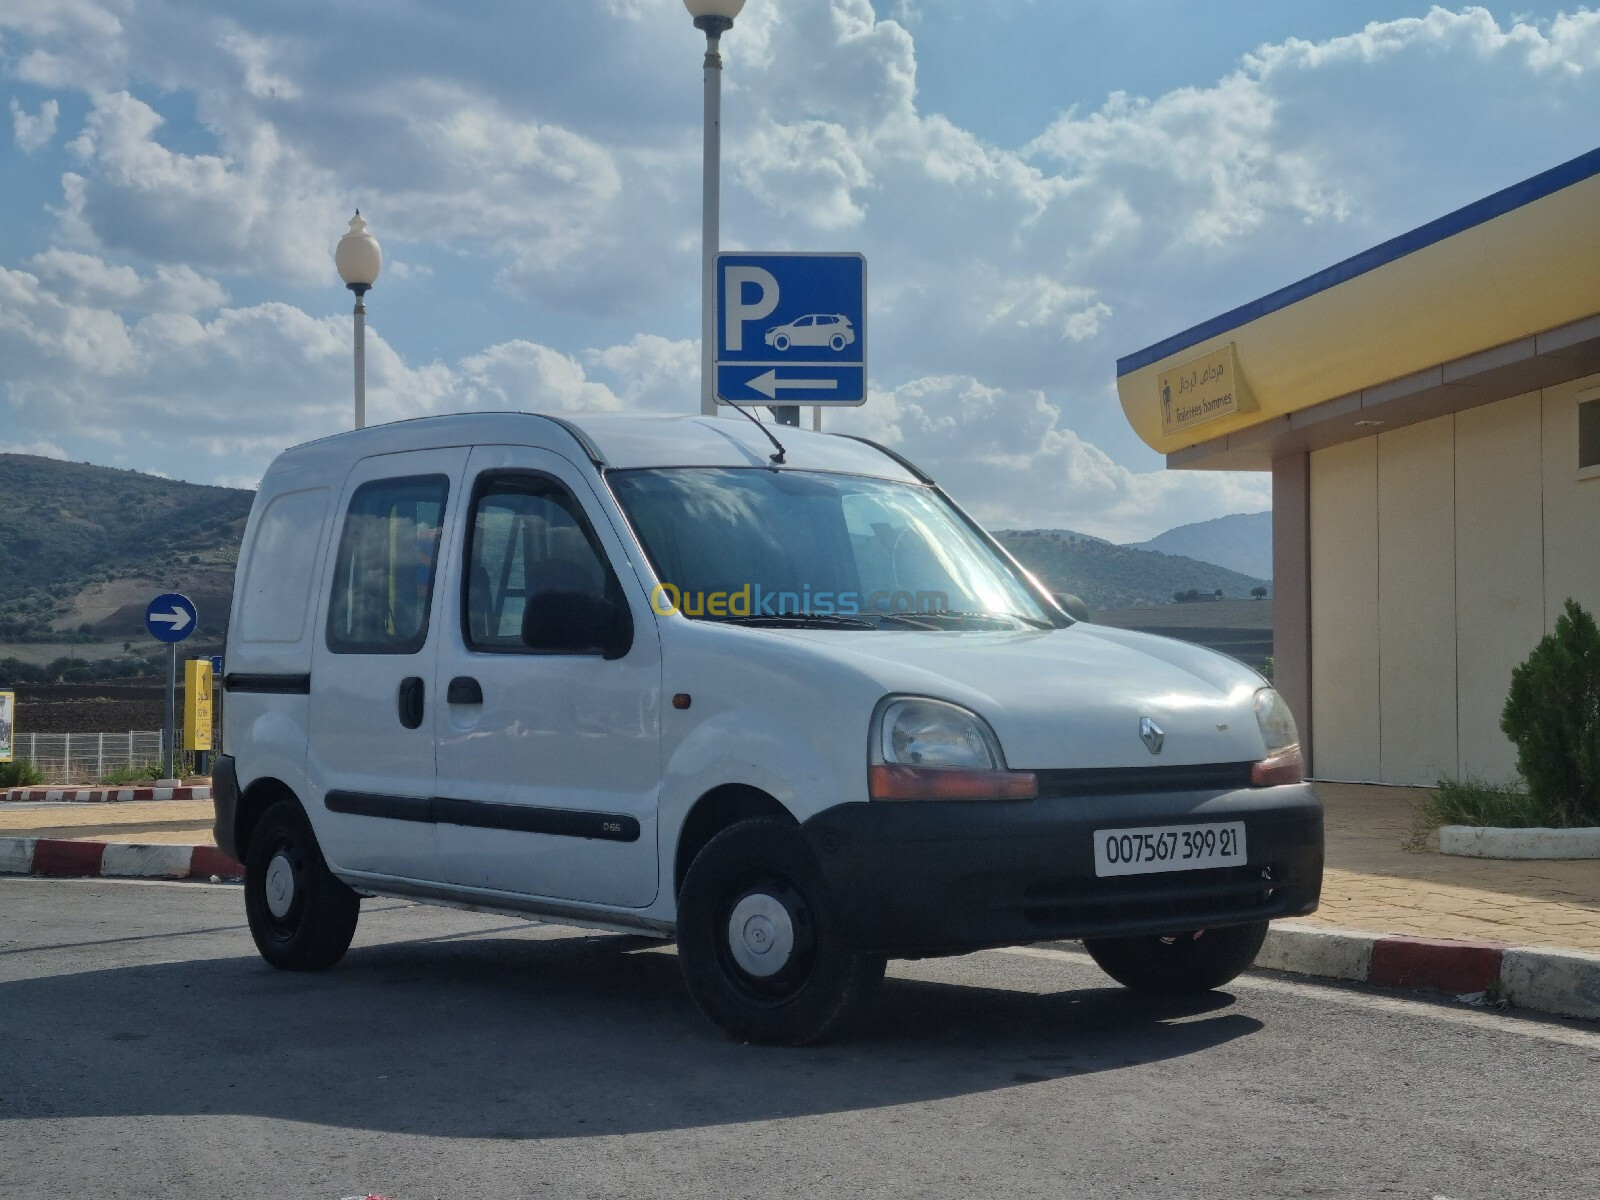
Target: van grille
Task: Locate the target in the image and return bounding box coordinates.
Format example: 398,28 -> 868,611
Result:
1031,762 -> 1254,799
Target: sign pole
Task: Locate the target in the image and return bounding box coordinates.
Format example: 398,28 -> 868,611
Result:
146,590 -> 197,780
164,642 -> 176,780
699,31 -> 723,417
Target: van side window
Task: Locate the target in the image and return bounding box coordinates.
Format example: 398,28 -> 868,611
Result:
463,475 -> 625,652
326,475 -> 449,655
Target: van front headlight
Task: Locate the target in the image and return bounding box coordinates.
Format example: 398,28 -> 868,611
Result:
868,697 -> 1036,801
1251,687 -> 1303,786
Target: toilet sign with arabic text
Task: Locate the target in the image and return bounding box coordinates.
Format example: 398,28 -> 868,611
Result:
1158,343 -> 1256,437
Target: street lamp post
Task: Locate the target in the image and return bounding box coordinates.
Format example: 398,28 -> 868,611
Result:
335,211 -> 383,431
685,0 -> 746,418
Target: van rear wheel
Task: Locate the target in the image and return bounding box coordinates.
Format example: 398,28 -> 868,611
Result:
1082,920 -> 1269,993
244,799 -> 360,970
677,818 -> 884,1045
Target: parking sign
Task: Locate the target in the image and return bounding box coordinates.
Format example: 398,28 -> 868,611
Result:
715,252 -> 866,406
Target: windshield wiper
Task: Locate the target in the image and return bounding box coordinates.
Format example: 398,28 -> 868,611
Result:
712,612 -> 877,630
875,611 -> 1052,630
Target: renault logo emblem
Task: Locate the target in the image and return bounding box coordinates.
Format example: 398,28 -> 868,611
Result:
1140,717 -> 1165,755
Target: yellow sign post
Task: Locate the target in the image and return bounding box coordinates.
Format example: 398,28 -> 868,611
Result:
1157,342 -> 1256,437
0,690 -> 14,763
184,659 -> 213,752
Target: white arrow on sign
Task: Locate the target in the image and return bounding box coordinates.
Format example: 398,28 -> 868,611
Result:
150,608 -> 192,632
747,370 -> 840,400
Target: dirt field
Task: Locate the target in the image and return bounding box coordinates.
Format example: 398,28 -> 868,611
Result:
6,684 -> 171,734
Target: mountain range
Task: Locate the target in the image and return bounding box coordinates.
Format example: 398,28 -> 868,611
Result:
0,454 -> 1270,679
1129,511 -> 1272,580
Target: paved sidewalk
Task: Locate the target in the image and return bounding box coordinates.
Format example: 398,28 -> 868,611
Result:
2,784 -> 1597,955
1307,782 -> 1600,955
0,799 -> 214,845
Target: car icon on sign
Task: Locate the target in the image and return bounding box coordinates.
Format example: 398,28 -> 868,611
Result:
764,314 -> 856,352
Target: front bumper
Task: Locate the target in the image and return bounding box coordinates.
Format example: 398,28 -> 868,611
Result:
800,782 -> 1322,955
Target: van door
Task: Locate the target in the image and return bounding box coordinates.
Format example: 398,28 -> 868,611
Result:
307,449 -> 467,880
430,445 -> 661,908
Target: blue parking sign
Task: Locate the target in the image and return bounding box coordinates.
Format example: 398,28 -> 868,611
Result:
716,252 -> 866,406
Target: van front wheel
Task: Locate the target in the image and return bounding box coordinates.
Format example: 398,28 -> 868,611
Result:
244,799 -> 360,970
1082,920 -> 1269,993
677,818 -> 884,1045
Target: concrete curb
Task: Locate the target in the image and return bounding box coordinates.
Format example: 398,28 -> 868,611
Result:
0,836 -> 241,881
3,785 -> 213,804
1261,921 -> 1600,1023
1439,824 -> 1600,860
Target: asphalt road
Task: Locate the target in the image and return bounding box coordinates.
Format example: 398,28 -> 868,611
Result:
2,877 -> 1597,1200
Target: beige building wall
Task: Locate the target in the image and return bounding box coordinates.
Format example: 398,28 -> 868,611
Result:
1376,418 -> 1457,784
1308,372 -> 1600,785
1541,378 -> 1600,626
1455,392 -> 1544,782
1310,438 -> 1380,781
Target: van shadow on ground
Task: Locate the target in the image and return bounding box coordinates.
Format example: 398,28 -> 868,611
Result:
0,931 -> 1262,1139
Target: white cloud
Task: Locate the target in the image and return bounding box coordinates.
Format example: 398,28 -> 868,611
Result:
829,376 -> 1271,541
0,438 -> 67,459
9,97 -> 58,151
61,90 -> 339,283
2,2 -> 1600,537
219,31 -> 301,101
27,250 -> 227,313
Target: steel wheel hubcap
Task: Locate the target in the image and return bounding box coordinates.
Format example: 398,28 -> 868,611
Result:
264,852 -> 297,919
727,892 -> 796,978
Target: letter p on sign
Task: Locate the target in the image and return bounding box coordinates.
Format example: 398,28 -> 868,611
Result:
724,266 -> 778,351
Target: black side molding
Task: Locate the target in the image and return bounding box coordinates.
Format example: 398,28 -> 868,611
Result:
324,790 -> 640,843
325,790 -> 432,823
224,673 -> 311,695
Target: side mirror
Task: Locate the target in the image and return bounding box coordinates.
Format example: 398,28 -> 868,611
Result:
1052,592 -> 1090,622
522,590 -> 633,660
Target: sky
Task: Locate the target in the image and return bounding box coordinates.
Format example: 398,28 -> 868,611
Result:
2,1 -> 1599,541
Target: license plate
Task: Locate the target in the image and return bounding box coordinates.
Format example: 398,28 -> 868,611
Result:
1093,821 -> 1247,878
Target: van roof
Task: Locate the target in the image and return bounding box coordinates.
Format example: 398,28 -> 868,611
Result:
271,411 -> 926,484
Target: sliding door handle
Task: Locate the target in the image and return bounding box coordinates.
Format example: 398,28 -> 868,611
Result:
397,677 -> 425,729
447,676 -> 483,705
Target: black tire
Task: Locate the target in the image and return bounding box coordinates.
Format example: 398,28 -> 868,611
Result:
244,799 -> 360,971
677,818 -> 885,1045
1083,920 -> 1269,993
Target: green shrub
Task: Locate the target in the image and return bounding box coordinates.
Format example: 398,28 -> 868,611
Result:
1415,777 -> 1549,833
0,759 -> 45,788
1500,598 -> 1600,827
99,761 -> 166,785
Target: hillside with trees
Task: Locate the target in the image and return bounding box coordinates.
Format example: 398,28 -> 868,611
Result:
0,454 -> 251,644
995,529 -> 1269,609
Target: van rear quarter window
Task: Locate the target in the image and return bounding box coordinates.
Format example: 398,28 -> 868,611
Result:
237,487 -> 330,644
326,475 -> 449,655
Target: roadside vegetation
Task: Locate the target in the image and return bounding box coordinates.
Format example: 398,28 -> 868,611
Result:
0,759 -> 44,787
1415,598 -> 1600,839
97,762 -> 167,785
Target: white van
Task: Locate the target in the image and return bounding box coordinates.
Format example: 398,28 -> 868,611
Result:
215,412 -> 1321,1044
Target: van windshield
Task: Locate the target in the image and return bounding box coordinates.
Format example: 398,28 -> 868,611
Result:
607,468 -> 1058,630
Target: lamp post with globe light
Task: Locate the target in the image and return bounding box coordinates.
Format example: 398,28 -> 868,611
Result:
335,211 -> 382,431
685,0 -> 747,418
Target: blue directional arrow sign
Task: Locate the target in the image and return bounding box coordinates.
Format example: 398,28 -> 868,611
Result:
145,592 -> 197,644
716,252 -> 866,407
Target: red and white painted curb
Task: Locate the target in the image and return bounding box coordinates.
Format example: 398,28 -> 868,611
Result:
4,785 -> 212,804
0,836 -> 241,880
1255,921 -> 1600,1023
3,840 -> 1594,1023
